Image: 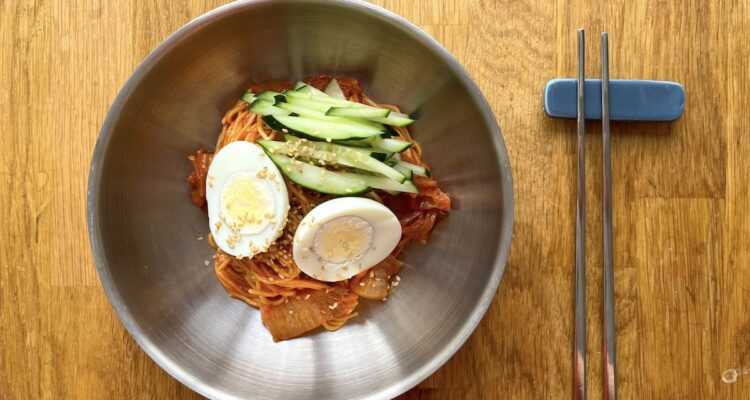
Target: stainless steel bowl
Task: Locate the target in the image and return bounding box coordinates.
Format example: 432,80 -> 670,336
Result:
88,1 -> 514,398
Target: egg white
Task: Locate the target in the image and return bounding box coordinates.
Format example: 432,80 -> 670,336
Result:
293,197 -> 402,282
206,141 -> 289,258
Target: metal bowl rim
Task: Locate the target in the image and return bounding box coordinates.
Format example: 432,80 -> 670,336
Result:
87,0 -> 515,399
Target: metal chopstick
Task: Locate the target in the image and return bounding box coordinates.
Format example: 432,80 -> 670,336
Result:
574,28 -> 587,400
601,31 -> 617,400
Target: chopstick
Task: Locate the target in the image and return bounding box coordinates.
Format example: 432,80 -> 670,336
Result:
573,28 -> 587,400
601,32 -> 617,400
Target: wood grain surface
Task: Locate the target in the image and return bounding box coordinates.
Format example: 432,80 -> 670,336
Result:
1,0 -> 748,398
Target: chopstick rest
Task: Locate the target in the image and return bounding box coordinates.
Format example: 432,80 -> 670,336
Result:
543,79 -> 684,121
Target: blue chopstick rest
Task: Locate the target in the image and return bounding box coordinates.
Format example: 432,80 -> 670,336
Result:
544,79 -> 685,121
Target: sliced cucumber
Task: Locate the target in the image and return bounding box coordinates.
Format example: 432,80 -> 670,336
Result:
283,95 -> 333,113
258,139 -> 338,164
337,172 -> 418,194
327,106 -> 390,119
371,111 -> 415,127
364,136 -> 413,153
392,163 -> 414,180
263,115 -> 383,141
283,134 -> 390,159
240,92 -> 256,103
394,159 -> 430,177
324,79 -> 347,100
275,102 -> 329,118
249,100 -> 292,116
275,105 -> 383,130
285,89 -> 414,126
340,150 -> 405,182
266,154 -> 370,196
333,139 -> 373,148
285,90 -> 352,106
259,138 -> 405,183
256,91 -> 280,101
295,82 -> 328,96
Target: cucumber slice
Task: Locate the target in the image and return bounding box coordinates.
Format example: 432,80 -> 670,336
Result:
364,136 -> 413,153
371,111 -> 415,127
283,95 -> 333,113
284,134 -> 390,159
285,90 -> 350,106
266,153 -> 370,196
337,172 -> 418,194
258,139 -> 338,165
275,105 -> 384,130
333,139 -> 372,148
259,139 -> 406,183
326,106 -> 390,119
275,102 -> 329,118
263,115 -> 383,141
256,91 -> 280,101
285,88 -> 414,126
395,160 -> 430,177
295,82 -> 328,96
392,163 -> 414,180
240,92 -> 256,103
324,79 -> 347,100
249,100 -> 292,116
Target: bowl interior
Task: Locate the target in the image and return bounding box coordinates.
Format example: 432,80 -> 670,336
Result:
89,1 -> 513,399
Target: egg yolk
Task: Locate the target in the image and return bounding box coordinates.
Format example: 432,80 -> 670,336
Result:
220,173 -> 274,234
313,216 -> 373,264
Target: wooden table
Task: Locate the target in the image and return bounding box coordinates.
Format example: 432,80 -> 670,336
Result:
2,0 -> 748,398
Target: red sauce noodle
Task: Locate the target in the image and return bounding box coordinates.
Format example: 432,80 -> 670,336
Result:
187,75 -> 450,341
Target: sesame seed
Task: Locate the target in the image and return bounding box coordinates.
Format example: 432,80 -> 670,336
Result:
325,138 -> 332,143
304,294 -> 311,300
328,302 -> 338,310
196,236 -> 204,241
359,282 -> 365,287
204,260 -> 210,266
282,128 -> 289,133
289,310 -> 294,314
395,276 -> 401,281
369,271 -> 374,278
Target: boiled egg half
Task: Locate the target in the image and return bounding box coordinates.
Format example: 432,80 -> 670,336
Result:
293,197 -> 402,282
206,141 -> 289,258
